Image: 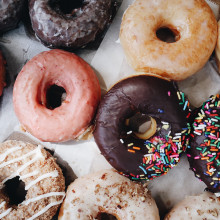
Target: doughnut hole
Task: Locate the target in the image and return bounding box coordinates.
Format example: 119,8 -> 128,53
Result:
46,84 -> 67,110
3,176 -> 27,206
156,27 -> 180,43
96,213 -> 118,220
125,113 -> 157,140
49,0 -> 85,15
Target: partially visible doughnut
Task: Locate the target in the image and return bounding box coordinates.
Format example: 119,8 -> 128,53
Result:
165,192 -> 220,220
94,75 -> 191,181
58,169 -> 160,220
0,50 -> 6,96
0,140 -> 65,220
0,0 -> 26,33
13,49 -> 101,142
29,0 -> 112,49
120,0 -> 217,81
188,95 -> 220,193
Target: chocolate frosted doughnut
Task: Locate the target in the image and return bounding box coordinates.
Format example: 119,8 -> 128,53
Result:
0,0 -> 26,33
188,95 -> 220,193
94,75 -> 191,181
29,0 -> 112,49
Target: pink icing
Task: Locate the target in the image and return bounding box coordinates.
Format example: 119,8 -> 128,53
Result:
13,49 -> 101,142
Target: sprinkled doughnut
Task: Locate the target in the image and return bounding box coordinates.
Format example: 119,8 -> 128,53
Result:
29,0 -> 112,49
0,50 -> 6,96
0,140 -> 65,220
94,75 -> 191,181
188,95 -> 220,193
165,192 -> 220,220
13,49 -> 101,142
58,169 -> 160,220
120,0 -> 217,81
0,0 -> 26,33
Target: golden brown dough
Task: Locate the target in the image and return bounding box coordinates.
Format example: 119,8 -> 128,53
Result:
0,140 -> 65,220
120,0 -> 217,81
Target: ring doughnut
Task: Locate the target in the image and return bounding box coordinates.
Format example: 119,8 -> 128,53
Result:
13,49 -> 101,142
0,0 -> 26,33
0,50 -> 6,96
94,75 -> 191,181
0,140 -> 65,220
58,169 -> 160,220
120,0 -> 217,81
188,95 -> 220,193
29,0 -> 112,49
165,192 -> 220,220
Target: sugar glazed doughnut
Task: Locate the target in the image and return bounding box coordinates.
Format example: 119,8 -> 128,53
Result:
0,0 -> 26,33
0,140 -> 65,219
165,192 -> 220,220
0,50 -> 6,96
94,75 -> 191,181
13,49 -> 101,142
29,0 -> 112,49
120,0 -> 217,81
58,169 -> 160,220
188,95 -> 220,193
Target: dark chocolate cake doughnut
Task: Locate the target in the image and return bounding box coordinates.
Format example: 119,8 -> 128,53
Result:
0,0 -> 26,33
29,0 -> 112,49
94,75 -> 191,181
188,95 -> 220,193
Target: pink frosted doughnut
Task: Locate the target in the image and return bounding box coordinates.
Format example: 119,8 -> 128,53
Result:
13,49 -> 101,142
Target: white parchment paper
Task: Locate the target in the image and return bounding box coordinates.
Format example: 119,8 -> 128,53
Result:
0,0 -> 219,218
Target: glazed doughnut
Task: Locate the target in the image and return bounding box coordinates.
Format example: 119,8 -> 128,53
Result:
13,49 -> 101,142
215,21 -> 220,72
0,0 -> 26,33
94,75 -> 191,181
120,0 -> 217,81
0,140 -> 65,220
58,169 -> 160,220
188,95 -> 220,193
165,192 -> 220,220
29,0 -> 112,49
0,50 -> 6,96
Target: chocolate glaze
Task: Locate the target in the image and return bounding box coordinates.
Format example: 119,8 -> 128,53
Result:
0,0 -> 26,33
29,0 -> 112,49
188,95 -> 220,193
94,75 -> 191,180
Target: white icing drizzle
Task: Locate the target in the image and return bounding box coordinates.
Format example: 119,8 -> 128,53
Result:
25,170 -> 59,190
27,199 -> 64,220
20,170 -> 39,180
1,146 -> 43,184
0,144 -> 64,220
22,192 -> 65,206
0,146 -> 22,162
0,145 -> 43,169
0,208 -> 12,218
0,201 -> 6,209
